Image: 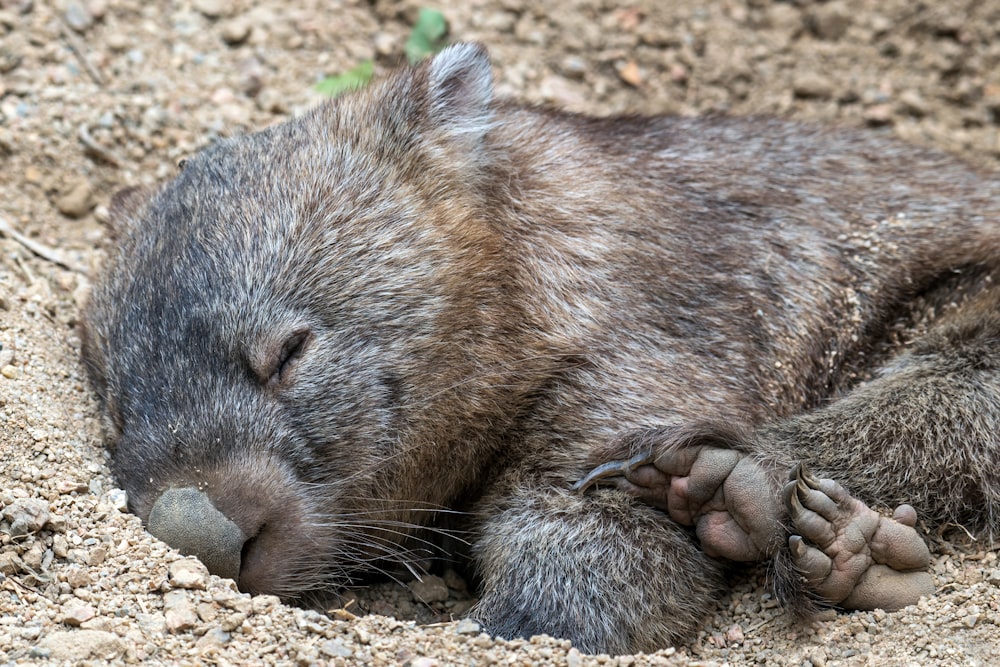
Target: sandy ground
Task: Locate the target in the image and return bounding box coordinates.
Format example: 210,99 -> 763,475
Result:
2,0 -> 1000,664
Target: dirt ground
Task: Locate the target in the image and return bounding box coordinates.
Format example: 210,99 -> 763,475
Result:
2,0 -> 1000,665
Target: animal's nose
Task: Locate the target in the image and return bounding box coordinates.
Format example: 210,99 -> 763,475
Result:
146,487 -> 246,581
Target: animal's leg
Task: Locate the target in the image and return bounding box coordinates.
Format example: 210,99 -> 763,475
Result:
578,287 -> 1000,612
470,481 -> 725,655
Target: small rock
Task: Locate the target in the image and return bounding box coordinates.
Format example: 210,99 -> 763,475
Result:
87,545 -> 108,566
105,32 -> 131,52
255,88 -> 288,114
373,32 -> 396,56
163,590 -> 199,632
64,565 -> 91,588
106,488 -> 128,511
725,623 -> 745,643
963,614 -> 979,628
560,55 -> 588,80
3,498 -> 50,536
793,73 -> 834,99
56,478 -> 89,495
863,103 -> 894,126
239,57 -> 264,97
296,609 -> 327,634
454,618 -> 481,635
319,639 -> 353,659
52,534 -> 69,558
193,0 -> 230,19
897,90 -> 930,117
0,45 -> 21,74
169,558 -> 209,589
80,617 -> 113,632
195,626 -> 230,651
217,591 -> 252,613
0,551 -> 24,575
808,2 -> 851,40
617,60 -> 643,87
37,630 -> 124,661
62,601 -> 96,626
24,165 -> 43,183
55,180 -> 95,218
87,0 -> 108,20
408,575 -> 450,604
251,594 -> 280,613
0,364 -> 17,379
21,542 -> 46,570
409,658 -> 438,667
808,646 -> 828,667
220,17 -> 251,45
566,647 -> 584,667
63,1 -> 93,32
135,612 -> 166,637
220,611 -> 247,632
197,602 -> 219,623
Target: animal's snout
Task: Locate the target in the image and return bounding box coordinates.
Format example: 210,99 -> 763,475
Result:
147,487 -> 247,582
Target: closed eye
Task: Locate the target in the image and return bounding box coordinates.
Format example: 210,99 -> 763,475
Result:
266,329 -> 310,387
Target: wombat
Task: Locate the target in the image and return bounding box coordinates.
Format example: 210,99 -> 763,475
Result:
81,43 -> 1000,654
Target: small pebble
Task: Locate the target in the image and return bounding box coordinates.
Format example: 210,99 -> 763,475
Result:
455,618 -> 481,635
163,590 -> 199,632
169,558 -> 209,590
63,1 -> 93,32
793,73 -> 834,100
62,602 -> 97,626
220,17 -> 251,45
195,626 -> 230,651
55,180 -> 95,218
193,0 -> 230,19
408,575 -> 449,604
319,639 -> 353,658
3,497 -> 50,536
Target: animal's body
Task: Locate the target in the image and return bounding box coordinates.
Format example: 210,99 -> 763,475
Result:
81,44 -> 1000,653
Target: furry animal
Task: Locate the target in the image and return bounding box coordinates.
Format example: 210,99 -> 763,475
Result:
81,43 -> 1000,654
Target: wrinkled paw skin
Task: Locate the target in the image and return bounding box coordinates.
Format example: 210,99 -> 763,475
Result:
574,443 -> 783,562
783,464 -> 934,611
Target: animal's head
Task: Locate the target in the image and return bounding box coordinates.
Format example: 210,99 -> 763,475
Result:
80,44 -> 538,598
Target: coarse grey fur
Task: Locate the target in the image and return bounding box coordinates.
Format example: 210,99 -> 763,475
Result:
81,44 -> 1000,654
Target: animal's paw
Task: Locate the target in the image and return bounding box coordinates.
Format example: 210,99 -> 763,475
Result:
783,463 -> 934,611
574,428 -> 783,561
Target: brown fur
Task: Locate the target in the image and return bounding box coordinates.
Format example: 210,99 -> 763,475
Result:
80,44 -> 1000,653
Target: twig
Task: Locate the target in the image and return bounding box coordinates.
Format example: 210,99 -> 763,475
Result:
59,20 -> 105,86
0,215 -> 89,275
79,123 -> 123,167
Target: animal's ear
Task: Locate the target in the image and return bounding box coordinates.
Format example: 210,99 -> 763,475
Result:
424,43 -> 495,143
106,185 -> 155,239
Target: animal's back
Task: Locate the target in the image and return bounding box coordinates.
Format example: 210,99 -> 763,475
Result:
491,108 -> 1000,445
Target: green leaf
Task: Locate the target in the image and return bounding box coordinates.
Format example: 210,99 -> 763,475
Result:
314,59 -> 375,97
405,8 -> 449,64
